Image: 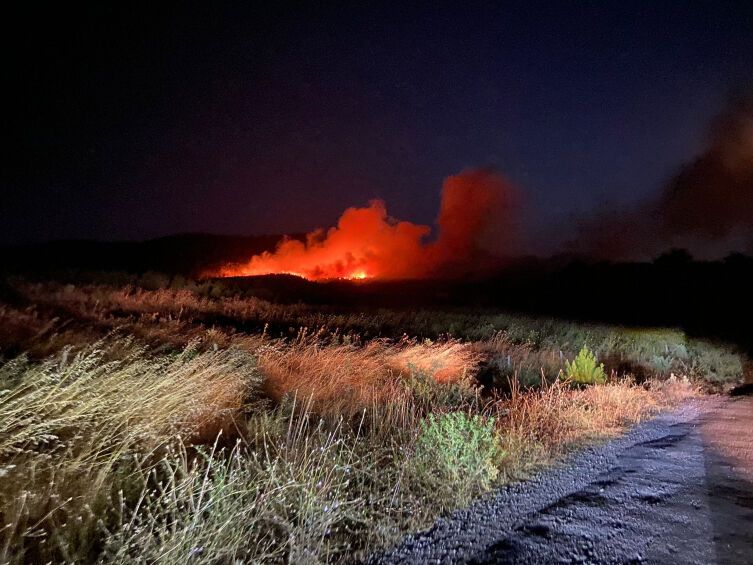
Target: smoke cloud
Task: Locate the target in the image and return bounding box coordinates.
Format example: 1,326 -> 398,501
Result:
574,96 -> 753,260
659,96 -> 753,245
215,168 -> 520,280
433,168 -> 520,262
216,97 -> 753,276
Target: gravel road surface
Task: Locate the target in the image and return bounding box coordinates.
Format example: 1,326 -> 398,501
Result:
371,397 -> 753,564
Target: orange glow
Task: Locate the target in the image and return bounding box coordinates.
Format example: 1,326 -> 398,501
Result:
211,169 -> 519,281
213,200 -> 431,280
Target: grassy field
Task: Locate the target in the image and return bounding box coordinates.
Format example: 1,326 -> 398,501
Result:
0,279 -> 745,563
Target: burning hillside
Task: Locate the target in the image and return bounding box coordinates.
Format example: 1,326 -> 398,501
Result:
212,169 -> 520,281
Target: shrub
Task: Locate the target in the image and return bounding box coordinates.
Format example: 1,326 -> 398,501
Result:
410,412 -> 502,507
687,339 -> 743,387
564,345 -> 607,385
648,354 -> 674,375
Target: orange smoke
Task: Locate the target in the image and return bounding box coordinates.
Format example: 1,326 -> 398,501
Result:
433,168 -> 520,264
214,168 -> 519,281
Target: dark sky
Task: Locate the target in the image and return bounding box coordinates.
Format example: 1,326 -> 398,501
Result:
3,1 -> 753,245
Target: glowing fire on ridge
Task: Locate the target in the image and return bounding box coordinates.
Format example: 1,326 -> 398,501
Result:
212,169 -> 520,281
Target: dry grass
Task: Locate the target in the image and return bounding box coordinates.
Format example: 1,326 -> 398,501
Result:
493,375 -> 698,479
17,283 -> 300,329
0,340 -> 259,563
0,280 -> 712,563
256,333 -> 479,417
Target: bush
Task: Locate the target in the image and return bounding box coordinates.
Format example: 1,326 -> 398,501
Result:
564,346 -> 607,385
410,412 -> 502,507
648,354 -> 674,375
687,339 -> 743,387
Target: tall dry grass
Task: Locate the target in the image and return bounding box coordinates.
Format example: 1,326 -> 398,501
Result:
0,340 -> 259,563
17,283 -> 300,329
493,375 -> 698,480
255,333 -> 480,417
0,280 -> 706,563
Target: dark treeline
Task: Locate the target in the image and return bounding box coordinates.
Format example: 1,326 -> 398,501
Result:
0,234 -> 291,277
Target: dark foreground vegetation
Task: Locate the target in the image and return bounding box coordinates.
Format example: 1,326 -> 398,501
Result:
0,237 -> 750,563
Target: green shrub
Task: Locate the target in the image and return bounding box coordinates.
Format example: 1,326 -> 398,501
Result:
648,354 -> 674,375
410,412 -> 502,507
687,340 -> 743,386
564,345 -> 607,385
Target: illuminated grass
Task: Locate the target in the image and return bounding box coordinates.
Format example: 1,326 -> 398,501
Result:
0,281 -> 721,562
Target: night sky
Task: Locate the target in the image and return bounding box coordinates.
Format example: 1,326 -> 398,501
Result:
4,2 -> 753,248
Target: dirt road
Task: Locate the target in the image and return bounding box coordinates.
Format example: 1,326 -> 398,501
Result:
373,397 -> 753,564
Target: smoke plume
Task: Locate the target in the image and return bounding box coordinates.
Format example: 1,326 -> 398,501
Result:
574,96 -> 753,259
215,168 -> 519,280
659,96 -> 753,246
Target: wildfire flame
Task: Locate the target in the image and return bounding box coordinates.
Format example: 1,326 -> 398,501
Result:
212,169 -> 519,281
